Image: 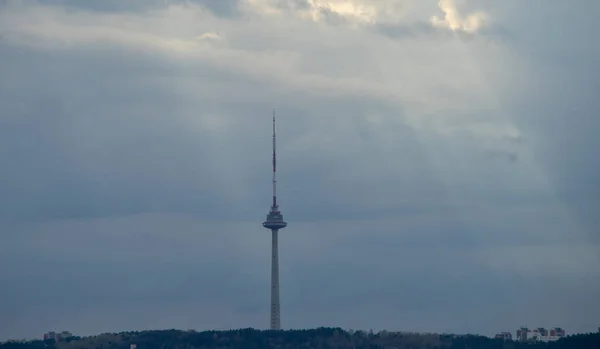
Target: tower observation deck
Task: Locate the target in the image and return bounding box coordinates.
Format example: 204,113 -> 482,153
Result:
262,110 -> 287,331
263,211 -> 287,230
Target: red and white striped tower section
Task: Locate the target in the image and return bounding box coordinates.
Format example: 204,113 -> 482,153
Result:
262,109 -> 287,330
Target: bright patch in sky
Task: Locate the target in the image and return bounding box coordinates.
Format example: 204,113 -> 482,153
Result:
431,0 -> 487,33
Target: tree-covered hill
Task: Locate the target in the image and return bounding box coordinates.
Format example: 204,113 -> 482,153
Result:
2,328 -> 599,349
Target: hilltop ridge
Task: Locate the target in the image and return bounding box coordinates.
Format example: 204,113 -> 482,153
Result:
1,328 -> 599,349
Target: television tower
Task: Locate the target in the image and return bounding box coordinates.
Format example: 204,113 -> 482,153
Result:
262,109 -> 287,330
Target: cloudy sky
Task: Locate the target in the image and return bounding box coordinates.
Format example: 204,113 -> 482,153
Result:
1,0 -> 599,340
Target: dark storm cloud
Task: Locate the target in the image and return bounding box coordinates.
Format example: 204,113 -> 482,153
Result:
0,0 -> 599,341
33,0 -> 241,17
0,42 -> 514,225
0,44 -> 259,222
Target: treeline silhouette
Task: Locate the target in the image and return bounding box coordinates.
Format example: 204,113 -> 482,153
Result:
2,328 -> 599,349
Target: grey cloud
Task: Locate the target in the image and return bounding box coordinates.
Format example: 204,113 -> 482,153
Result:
484,149 -> 518,164
274,0 -> 312,11
0,45 -> 259,222
0,44 -> 448,224
373,20 -> 513,42
271,0 -> 349,26
315,7 -> 350,26
374,21 -> 439,40
491,3 -> 600,240
31,0 -> 241,17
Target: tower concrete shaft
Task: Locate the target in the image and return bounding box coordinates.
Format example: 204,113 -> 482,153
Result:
270,228 -> 280,330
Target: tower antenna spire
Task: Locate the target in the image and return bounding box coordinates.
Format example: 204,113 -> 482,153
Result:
272,109 -> 278,212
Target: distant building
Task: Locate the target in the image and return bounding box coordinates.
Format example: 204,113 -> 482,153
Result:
516,327 -> 529,341
549,327 -> 566,338
516,327 -> 565,342
43,331 -> 73,341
